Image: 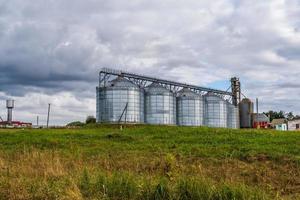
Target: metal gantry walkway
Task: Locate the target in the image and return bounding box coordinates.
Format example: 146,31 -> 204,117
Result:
99,67 -> 239,104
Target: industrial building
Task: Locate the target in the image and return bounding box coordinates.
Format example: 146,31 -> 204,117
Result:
96,68 -> 241,128
287,119 -> 300,131
238,97 -> 271,129
0,100 -> 32,128
0,121 -> 32,128
252,113 -> 270,129
271,119 -> 288,131
270,118 -> 300,131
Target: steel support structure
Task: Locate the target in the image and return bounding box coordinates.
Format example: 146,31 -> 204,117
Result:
230,77 -> 241,106
99,68 -> 235,102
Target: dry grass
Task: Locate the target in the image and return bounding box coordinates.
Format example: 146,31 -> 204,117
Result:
0,126 -> 299,199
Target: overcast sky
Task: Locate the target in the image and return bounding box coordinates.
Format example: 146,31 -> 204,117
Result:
0,0 -> 300,125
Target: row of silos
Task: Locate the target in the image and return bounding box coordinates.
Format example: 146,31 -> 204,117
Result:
96,77 -> 239,128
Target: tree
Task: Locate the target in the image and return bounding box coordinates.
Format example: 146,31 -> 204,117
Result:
264,110 -> 297,121
264,110 -> 286,121
86,116 -> 96,124
286,112 -> 294,120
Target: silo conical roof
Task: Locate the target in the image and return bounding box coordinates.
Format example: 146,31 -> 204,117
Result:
177,88 -> 200,98
204,92 -> 224,101
108,76 -> 138,88
146,82 -> 172,94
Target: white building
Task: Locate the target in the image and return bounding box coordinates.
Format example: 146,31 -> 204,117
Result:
275,124 -> 287,131
271,118 -> 287,131
287,119 -> 300,131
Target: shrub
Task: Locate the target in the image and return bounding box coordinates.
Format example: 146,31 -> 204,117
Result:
86,116 -> 96,124
66,121 -> 85,127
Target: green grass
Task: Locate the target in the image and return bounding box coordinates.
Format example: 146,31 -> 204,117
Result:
0,125 -> 299,199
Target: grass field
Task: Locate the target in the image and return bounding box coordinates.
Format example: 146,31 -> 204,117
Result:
0,125 -> 299,200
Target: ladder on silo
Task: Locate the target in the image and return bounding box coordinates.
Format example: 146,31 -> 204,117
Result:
118,102 -> 128,124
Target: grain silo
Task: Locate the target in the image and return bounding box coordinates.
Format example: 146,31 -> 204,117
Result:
177,88 -> 204,126
145,83 -> 176,125
204,93 -> 227,128
98,68 -> 243,128
96,76 -> 144,123
227,102 -> 239,129
239,98 -> 253,128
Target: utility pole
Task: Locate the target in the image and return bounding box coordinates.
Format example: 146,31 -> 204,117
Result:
46,104 -> 51,128
256,98 -> 259,128
37,116 -> 39,126
256,98 -> 259,114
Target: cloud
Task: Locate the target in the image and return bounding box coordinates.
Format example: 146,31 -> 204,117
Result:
0,0 -> 300,124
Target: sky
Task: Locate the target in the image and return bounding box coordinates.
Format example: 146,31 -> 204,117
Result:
0,0 -> 300,125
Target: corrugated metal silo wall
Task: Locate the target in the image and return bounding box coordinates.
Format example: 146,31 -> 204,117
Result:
101,88 -> 144,123
145,88 -> 176,125
177,95 -> 204,126
227,103 -> 239,129
96,79 -> 144,124
239,99 -> 253,128
204,94 -> 228,128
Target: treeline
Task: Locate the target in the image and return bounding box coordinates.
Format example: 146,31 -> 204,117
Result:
263,110 -> 300,121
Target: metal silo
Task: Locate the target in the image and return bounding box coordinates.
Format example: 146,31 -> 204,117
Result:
97,76 -> 144,123
239,98 -> 253,128
204,93 -> 227,128
227,102 -> 239,129
177,88 -> 204,126
145,83 -> 176,125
